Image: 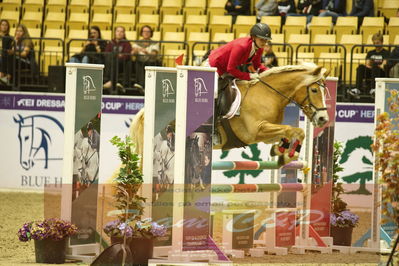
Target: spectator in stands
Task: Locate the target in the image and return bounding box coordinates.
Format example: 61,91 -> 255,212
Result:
288,0 -> 322,24
131,25 -> 161,93
103,26 -> 132,92
349,0 -> 374,26
69,26 -> 107,64
255,0 -> 278,21
262,41 -> 278,67
0,19 -> 11,81
279,0 -> 297,24
318,0 -> 346,24
225,0 -> 251,24
388,46 -> 399,78
348,33 -> 389,99
0,24 -> 37,86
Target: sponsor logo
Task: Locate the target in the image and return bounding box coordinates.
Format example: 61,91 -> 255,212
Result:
162,79 -> 175,103
194,78 -> 208,97
83,75 -> 97,100
13,114 -> 64,170
193,78 -> 209,103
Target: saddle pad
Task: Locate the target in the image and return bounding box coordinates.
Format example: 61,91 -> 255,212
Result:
222,80 -> 241,120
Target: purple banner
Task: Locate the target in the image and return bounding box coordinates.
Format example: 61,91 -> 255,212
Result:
0,93 -> 144,114
101,97 -> 144,114
0,93 -> 64,111
335,104 -> 374,123
186,71 -> 215,135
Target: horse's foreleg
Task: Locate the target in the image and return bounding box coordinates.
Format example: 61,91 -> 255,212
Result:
270,138 -> 290,156
256,122 -> 305,164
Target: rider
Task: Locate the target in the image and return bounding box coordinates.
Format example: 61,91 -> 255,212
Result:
87,122 -> 100,152
208,23 -> 272,89
206,23 -> 272,145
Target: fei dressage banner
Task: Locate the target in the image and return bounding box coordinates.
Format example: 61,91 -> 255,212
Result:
0,92 -> 144,190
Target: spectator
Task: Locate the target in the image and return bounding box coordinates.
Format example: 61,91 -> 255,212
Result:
279,0 -> 297,15
388,46 -> 399,78
262,41 -> 278,67
255,0 -> 278,21
319,0 -> 346,24
288,0 -> 322,24
0,24 -> 37,86
103,26 -> 132,92
349,0 -> 374,26
0,19 -> 11,81
131,25 -> 161,92
225,0 -> 251,24
348,33 -> 389,99
69,26 -> 107,64
278,0 -> 297,24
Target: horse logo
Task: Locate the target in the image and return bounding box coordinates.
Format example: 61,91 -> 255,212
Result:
162,79 -> 175,98
83,75 -> 96,95
194,78 -> 208,97
13,114 -> 64,170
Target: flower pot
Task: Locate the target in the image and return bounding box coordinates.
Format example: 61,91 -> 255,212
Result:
110,236 -> 131,245
331,225 -> 353,246
34,238 -> 68,264
130,237 -> 154,265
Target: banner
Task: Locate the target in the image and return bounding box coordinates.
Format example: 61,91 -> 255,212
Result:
0,92 -> 144,191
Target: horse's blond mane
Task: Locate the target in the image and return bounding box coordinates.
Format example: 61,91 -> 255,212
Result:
259,63 -> 319,78
259,63 -> 327,89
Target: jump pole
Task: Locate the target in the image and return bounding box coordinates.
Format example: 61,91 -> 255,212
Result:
212,160 -> 307,170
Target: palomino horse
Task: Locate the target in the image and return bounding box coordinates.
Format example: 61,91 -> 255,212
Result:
130,63 -> 329,166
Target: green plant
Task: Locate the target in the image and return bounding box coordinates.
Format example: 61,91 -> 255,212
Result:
372,89 -> 399,231
110,136 -> 146,223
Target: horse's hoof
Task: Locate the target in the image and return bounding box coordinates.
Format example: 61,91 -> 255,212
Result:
270,144 -> 283,157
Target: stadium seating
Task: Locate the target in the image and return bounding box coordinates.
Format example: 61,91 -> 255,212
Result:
283,16 -> 307,42
360,17 -> 385,43
185,15 -> 208,40
208,15 -> 232,40
333,17 -> 358,43
233,16 -> 256,38
260,16 -> 281,34
161,15 -> 184,37
308,17 -> 332,43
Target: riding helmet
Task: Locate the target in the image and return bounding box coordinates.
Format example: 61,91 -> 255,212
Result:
250,23 -> 272,41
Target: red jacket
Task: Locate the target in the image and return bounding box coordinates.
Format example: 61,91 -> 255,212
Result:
209,37 -> 267,80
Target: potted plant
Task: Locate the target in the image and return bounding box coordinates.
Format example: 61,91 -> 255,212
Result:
17,218 -> 78,264
103,219 -> 134,245
330,141 -> 360,246
130,218 -> 167,264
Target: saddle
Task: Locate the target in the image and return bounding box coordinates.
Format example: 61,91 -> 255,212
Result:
214,79 -> 247,150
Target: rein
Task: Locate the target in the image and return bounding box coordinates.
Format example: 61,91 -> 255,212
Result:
257,78 -> 327,120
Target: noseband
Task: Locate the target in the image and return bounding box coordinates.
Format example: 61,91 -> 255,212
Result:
257,79 -> 327,120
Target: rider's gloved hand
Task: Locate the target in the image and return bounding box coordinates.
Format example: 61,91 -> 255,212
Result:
249,73 -> 259,80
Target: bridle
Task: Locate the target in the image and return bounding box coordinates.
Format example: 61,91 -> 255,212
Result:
257,78 -> 328,121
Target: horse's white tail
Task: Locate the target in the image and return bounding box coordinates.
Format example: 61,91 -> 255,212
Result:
130,108 -> 145,170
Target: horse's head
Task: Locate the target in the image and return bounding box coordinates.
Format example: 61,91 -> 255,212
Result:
293,66 -> 329,128
13,115 -> 34,170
